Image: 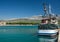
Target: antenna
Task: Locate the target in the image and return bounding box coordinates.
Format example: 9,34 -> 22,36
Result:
49,4 -> 52,14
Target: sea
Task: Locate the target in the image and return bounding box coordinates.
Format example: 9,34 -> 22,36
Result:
0,25 -> 57,42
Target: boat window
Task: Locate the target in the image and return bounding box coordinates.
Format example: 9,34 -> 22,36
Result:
38,24 -> 58,29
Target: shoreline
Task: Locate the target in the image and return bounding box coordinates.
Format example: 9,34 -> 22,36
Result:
0,24 -> 38,26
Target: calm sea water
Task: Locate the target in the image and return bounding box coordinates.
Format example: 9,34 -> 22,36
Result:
0,25 -> 57,42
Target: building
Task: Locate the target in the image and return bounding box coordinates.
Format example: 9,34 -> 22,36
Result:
0,21 -> 6,26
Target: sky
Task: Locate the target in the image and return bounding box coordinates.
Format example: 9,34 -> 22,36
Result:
0,0 -> 60,19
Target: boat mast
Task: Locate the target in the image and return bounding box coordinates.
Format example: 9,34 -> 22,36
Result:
43,3 -> 48,17
43,3 -> 51,24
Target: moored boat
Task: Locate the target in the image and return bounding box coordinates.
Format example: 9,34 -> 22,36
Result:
38,24 -> 58,37
38,3 -> 59,37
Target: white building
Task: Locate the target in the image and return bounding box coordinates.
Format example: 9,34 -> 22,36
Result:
0,21 -> 6,26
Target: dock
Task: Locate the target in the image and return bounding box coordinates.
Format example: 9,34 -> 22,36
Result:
57,29 -> 60,42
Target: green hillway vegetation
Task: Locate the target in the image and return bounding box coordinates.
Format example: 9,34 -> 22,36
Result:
6,20 -> 41,25
6,20 -> 60,25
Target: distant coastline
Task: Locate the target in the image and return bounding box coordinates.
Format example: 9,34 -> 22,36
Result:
0,24 -> 38,26
0,15 -> 60,26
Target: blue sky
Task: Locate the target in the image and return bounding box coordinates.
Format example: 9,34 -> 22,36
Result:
0,0 -> 60,19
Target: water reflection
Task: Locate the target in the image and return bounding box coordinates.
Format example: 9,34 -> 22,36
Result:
0,26 -> 58,42
38,35 -> 58,42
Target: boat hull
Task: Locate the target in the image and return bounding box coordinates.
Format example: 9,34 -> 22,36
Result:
38,30 -> 58,36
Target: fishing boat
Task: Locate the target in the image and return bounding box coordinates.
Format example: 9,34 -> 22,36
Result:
38,3 -> 59,37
